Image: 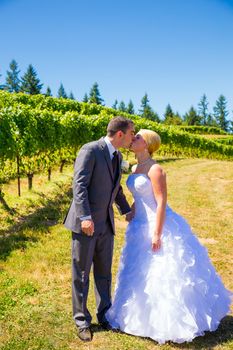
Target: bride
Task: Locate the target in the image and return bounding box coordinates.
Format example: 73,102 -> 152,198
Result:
106,129 -> 232,344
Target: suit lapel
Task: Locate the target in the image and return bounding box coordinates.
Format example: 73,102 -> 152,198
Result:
115,153 -> 122,186
98,137 -> 114,181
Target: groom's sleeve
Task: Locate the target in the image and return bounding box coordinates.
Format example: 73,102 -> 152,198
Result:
73,145 -> 95,218
114,185 -> 131,215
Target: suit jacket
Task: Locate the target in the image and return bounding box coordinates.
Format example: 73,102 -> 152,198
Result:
63,137 -> 131,234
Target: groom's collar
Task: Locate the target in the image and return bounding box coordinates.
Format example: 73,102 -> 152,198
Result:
104,136 -> 118,158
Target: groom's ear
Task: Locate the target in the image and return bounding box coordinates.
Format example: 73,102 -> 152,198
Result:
117,130 -> 124,138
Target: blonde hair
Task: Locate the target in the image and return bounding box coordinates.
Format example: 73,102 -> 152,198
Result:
138,129 -> 161,155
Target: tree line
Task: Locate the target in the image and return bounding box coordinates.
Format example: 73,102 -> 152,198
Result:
0,59 -> 232,133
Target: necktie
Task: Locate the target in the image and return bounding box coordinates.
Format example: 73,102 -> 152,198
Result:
112,151 -> 118,180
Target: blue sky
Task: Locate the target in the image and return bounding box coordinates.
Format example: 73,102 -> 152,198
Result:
0,0 -> 233,119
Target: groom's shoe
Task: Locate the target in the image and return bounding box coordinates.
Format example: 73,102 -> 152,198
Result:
100,321 -> 113,331
77,327 -> 92,342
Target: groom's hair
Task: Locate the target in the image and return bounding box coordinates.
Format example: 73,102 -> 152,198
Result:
107,116 -> 134,136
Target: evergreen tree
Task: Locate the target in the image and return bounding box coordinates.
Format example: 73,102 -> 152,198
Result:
0,71 -> 4,90
183,106 -> 201,125
127,99 -> 134,114
69,91 -> 75,100
198,94 -> 209,125
206,113 -> 217,127
229,120 -> 233,134
139,93 -> 160,122
139,93 -> 150,114
20,64 -> 43,94
5,59 -> 21,92
172,112 -> 183,125
57,83 -> 67,98
112,99 -> 118,109
143,107 -> 160,122
164,109 -> 183,125
83,93 -> 89,102
213,95 -> 229,131
118,101 -> 126,112
89,82 -> 104,105
163,104 -> 174,124
45,86 -> 52,96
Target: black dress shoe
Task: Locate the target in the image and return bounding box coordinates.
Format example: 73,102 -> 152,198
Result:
77,327 -> 92,341
100,321 -> 113,331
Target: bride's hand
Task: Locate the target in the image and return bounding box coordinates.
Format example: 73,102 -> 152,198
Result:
152,234 -> 161,251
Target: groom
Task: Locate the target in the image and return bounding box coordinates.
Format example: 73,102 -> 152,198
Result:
64,116 -> 135,341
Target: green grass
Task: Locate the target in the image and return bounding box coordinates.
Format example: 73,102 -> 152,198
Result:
0,157 -> 232,350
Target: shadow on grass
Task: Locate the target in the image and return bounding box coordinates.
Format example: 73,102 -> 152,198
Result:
0,195 -> 18,215
89,315 -> 233,349
128,157 -> 185,166
90,323 -> 108,333
151,315 -> 233,349
0,183 -> 72,261
90,322 -> 123,334
94,315 -> 233,349
157,157 -> 185,164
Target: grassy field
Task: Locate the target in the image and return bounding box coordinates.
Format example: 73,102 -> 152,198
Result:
0,156 -> 232,350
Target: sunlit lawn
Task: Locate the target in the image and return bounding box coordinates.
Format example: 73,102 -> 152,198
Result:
0,155 -> 232,350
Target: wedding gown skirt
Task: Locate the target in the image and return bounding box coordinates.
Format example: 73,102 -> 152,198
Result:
106,174 -> 232,344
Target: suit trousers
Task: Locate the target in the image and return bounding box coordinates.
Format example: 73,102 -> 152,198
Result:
71,220 -> 114,329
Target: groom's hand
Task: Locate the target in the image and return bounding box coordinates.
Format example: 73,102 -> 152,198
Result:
81,220 -> 94,236
125,211 -> 134,222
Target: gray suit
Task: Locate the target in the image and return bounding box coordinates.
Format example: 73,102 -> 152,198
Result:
64,137 -> 131,329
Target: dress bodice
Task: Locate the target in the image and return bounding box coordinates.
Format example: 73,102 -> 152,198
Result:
126,174 -> 157,222
126,173 -> 173,222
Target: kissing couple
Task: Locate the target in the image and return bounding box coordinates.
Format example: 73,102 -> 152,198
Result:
64,116 -> 231,344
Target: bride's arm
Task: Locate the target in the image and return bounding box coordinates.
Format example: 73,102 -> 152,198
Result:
148,164 -> 167,251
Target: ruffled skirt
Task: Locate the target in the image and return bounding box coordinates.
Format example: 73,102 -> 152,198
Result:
106,208 -> 232,344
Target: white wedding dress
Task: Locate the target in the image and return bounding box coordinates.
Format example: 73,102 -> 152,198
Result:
106,173 -> 232,344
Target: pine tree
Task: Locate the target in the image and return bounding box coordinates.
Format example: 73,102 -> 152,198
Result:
0,71 -> 4,90
163,105 -> 182,125
118,101 -> 126,112
143,107 -> 160,122
57,83 -> 67,98
20,64 -> 43,94
83,93 -> 89,102
89,82 -> 104,105
172,112 -> 183,125
112,99 -> 118,109
127,100 -> 134,114
206,113 -> 217,126
213,95 -> 229,131
5,59 -> 21,92
183,106 -> 201,125
69,91 -> 75,100
139,93 -> 150,114
139,93 -> 160,122
163,104 -> 174,124
198,94 -> 209,125
45,86 -> 52,96
229,120 -> 233,134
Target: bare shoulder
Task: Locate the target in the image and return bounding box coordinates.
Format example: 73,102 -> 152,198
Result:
148,163 -> 166,179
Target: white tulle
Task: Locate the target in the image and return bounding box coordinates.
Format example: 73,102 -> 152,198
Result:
106,174 -> 232,344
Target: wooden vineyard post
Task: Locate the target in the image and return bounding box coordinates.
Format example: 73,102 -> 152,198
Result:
17,155 -> 21,197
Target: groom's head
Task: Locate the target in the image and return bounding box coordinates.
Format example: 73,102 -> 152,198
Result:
107,116 -> 135,149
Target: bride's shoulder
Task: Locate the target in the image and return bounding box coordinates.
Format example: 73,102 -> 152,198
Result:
148,162 -> 166,179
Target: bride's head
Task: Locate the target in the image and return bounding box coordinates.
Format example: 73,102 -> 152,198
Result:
130,129 -> 161,155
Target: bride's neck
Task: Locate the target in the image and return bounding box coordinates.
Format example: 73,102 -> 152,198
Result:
135,151 -> 151,164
